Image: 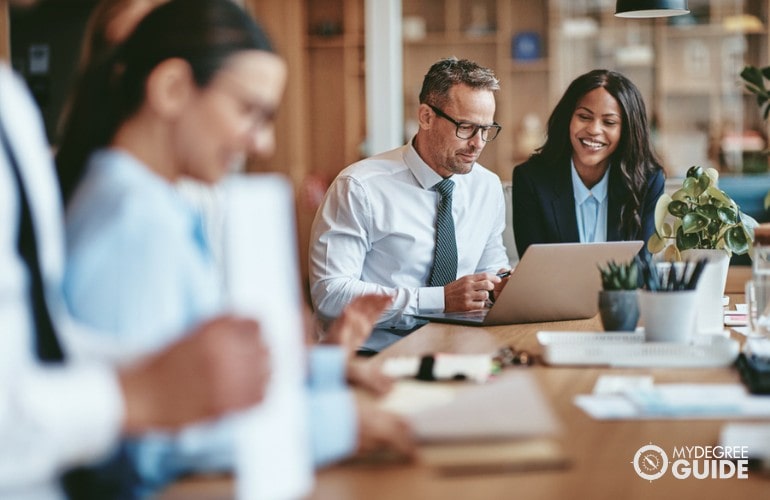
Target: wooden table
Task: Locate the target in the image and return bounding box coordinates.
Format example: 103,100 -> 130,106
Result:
162,275 -> 769,499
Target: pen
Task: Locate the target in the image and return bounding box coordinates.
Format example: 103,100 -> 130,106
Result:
487,271 -> 511,305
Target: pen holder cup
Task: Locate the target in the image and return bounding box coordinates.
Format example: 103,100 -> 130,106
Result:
656,256 -> 728,336
638,290 -> 698,343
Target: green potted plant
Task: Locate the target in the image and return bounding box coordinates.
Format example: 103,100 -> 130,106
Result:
740,65 -> 770,121
598,258 -> 639,332
740,64 -> 770,207
647,165 -> 756,261
647,165 -> 757,334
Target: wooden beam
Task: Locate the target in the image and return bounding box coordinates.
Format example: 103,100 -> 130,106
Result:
242,0 -> 308,183
0,0 -> 9,62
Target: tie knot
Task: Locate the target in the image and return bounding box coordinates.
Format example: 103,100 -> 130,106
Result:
434,178 -> 454,198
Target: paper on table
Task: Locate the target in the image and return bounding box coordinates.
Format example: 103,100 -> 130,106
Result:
725,303 -> 749,327
223,175 -> 313,500
592,375 -> 654,395
382,372 -> 561,442
576,383 -> 770,420
720,423 -> 770,459
379,381 -> 458,416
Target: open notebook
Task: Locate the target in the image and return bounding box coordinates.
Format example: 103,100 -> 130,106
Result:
415,241 -> 643,326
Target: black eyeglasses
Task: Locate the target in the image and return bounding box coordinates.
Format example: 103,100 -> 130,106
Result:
428,104 -> 501,142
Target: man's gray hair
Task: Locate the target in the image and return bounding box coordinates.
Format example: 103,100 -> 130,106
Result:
419,57 -> 500,107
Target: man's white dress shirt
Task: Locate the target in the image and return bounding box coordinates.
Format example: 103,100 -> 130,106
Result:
309,141 -> 509,350
0,65 -> 122,499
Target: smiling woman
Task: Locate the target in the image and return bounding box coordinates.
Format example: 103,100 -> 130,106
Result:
54,0 -> 287,494
511,68 -> 665,258
55,0 -> 284,201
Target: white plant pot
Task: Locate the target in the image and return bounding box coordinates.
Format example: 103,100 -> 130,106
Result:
680,248 -> 730,335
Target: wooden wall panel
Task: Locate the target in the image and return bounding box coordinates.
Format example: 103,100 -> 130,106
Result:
0,1 -> 9,62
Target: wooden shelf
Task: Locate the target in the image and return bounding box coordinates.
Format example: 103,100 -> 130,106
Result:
405,33 -> 498,45
306,36 -> 347,49
402,0 -> 549,179
255,0 -> 770,186
509,59 -> 549,72
664,23 -> 768,38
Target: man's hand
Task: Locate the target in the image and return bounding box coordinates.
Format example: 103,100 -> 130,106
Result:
354,395 -> 416,459
490,267 -> 511,302
324,294 -> 393,355
443,272 -> 501,312
119,315 -> 270,434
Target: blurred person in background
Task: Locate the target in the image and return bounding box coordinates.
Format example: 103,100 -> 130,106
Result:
0,0 -> 273,497
56,0 -> 413,496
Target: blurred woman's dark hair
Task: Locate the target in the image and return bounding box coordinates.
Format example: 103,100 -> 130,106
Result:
56,0 -> 274,203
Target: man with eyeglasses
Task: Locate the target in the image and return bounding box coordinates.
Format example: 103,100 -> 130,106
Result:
310,57 -> 511,353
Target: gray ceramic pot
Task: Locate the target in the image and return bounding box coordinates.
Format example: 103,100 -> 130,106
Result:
598,290 -> 639,331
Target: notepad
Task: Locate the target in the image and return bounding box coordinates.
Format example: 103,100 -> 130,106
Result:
381,372 -> 561,441
380,372 -> 568,475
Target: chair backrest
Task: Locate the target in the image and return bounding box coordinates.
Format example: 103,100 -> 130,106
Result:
502,181 -> 519,266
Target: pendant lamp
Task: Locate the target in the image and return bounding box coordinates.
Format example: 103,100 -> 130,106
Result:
615,0 -> 689,18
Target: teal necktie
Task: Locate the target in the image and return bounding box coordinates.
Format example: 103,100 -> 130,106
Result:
428,178 -> 457,286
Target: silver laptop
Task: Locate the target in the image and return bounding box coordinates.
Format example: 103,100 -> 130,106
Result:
415,241 -> 643,326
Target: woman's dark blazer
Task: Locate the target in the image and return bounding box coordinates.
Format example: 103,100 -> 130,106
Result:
511,157 -> 665,257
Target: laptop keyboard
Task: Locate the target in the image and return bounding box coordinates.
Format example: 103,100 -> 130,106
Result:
448,310 -> 488,320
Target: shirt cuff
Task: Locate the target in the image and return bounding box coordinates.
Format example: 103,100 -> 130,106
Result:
21,364 -> 123,469
307,345 -> 346,391
308,388 -> 357,467
417,286 -> 445,313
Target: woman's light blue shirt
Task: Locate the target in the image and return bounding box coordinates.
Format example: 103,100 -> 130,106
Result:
571,160 -> 609,243
64,149 -> 355,494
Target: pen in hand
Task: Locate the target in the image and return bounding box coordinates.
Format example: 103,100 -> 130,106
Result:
488,270 -> 512,305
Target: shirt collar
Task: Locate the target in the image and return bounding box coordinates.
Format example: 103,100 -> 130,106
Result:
570,158 -> 609,204
90,148 -> 204,243
404,135 -> 450,190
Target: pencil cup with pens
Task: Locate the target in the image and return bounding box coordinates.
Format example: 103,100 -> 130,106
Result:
637,256 -> 709,343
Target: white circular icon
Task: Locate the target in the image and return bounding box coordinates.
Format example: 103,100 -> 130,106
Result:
633,444 -> 668,481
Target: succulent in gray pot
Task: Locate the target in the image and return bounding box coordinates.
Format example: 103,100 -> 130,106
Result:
598,259 -> 640,332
